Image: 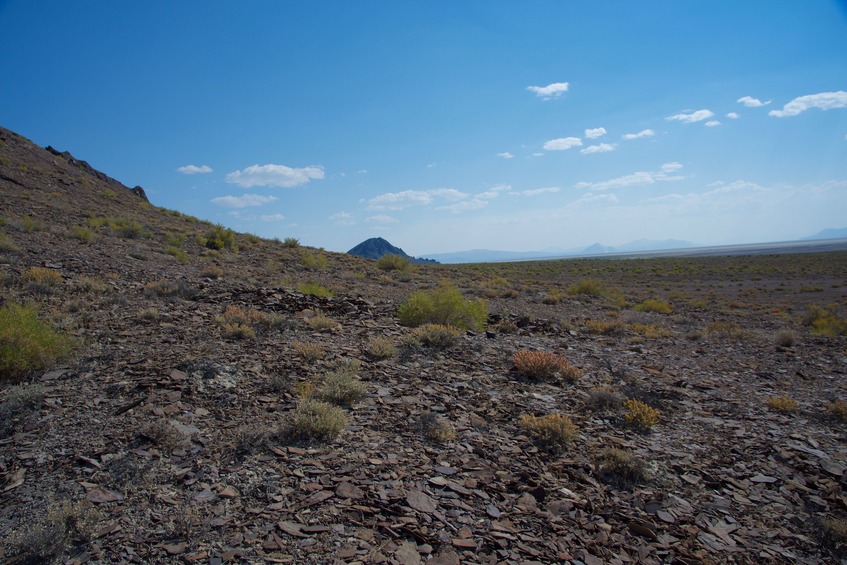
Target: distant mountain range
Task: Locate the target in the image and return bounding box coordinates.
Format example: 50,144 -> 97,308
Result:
347,237 -> 438,264
802,227 -> 847,240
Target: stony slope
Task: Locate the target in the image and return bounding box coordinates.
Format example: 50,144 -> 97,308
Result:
1,125 -> 847,563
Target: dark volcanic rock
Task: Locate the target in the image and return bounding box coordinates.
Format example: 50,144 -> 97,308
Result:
348,236 -> 437,264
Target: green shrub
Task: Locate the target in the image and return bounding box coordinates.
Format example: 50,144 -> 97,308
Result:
18,215 -> 43,233
597,448 -> 647,487
568,278 -> 604,297
634,299 -> 672,314
623,399 -> 660,430
68,226 -> 95,243
287,399 -> 348,441
407,323 -> 461,350
519,413 -> 576,452
205,224 -> 238,251
298,282 -> 334,298
805,304 -> 847,336
316,362 -> 367,406
377,253 -> 411,272
282,237 -> 300,248
398,282 -> 487,331
0,303 -> 74,382
366,337 -> 396,359
165,246 -> 189,264
300,250 -> 329,270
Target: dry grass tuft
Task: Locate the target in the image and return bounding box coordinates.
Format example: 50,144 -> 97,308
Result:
514,349 -> 581,382
597,448 -> 647,487
519,413 -> 576,452
623,398 -> 660,430
407,323 -> 461,350
286,399 -> 348,441
307,312 -> 339,332
766,394 -> 798,413
417,412 -> 456,441
294,341 -> 325,363
366,336 -> 396,359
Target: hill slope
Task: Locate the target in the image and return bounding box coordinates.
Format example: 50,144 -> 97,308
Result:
1,124 -> 847,563
348,236 -> 437,264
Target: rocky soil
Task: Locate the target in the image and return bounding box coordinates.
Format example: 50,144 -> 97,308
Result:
2,125 -> 847,564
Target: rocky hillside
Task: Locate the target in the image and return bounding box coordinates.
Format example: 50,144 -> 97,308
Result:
2,125 -> 847,563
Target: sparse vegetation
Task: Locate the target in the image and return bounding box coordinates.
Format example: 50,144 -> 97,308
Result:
805,304 -> 847,336
286,399 -> 348,441
23,266 -> 63,288
377,253 -> 411,272
68,225 -> 95,242
585,319 -> 625,336
519,413 -> 576,452
316,362 -> 367,406
143,279 -> 197,300
294,341 -> 325,363
300,250 -> 329,270
204,224 -> 238,251
298,281 -> 334,297
568,278 -> 605,297
623,398 -> 660,430
588,385 -> 624,412
634,298 -> 672,314
514,349 -> 581,382
826,400 -> 847,423
418,412 -> 456,441
766,394 -> 798,413
6,499 -> 100,563
366,336 -> 396,359
397,282 -> 487,330
0,302 -> 74,382
282,237 -> 300,248
307,312 -> 339,331
773,329 -> 796,347
407,323 -> 461,350
596,448 -> 647,487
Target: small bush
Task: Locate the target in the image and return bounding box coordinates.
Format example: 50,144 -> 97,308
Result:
705,321 -> 747,340
519,413 -> 576,452
773,329 -> 796,347
143,279 -> 197,300
165,245 -> 189,264
597,448 -> 647,487
68,225 -> 95,243
0,382 -> 45,435
588,385 -> 624,412
201,264 -> 223,279
141,419 -> 182,450
316,363 -> 366,406
377,253 -> 411,272
766,394 -> 798,413
417,412 -> 456,442
282,237 -> 300,248
300,250 -> 329,270
0,230 -> 20,252
111,217 -> 147,239
287,399 -> 348,441
298,282 -> 334,298
366,336 -> 396,359
307,312 -> 339,332
74,275 -> 108,293
542,288 -> 565,305
7,499 -> 100,563
205,225 -> 238,251
634,299 -> 672,314
23,267 -> 62,287
293,341 -> 325,363
826,400 -> 847,422
398,282 -> 487,331
138,307 -> 160,322
568,278 -> 605,297
408,323 -> 461,350
0,303 -> 73,382
514,350 -> 581,382
805,304 -> 847,336
623,399 -> 660,430
17,215 -> 44,233
585,319 -> 625,336
222,322 -> 256,340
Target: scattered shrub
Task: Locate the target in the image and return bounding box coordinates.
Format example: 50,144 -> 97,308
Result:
0,230 -> 19,252
165,245 -> 189,264
17,214 -> 44,232
6,499 -> 100,563
294,341 -> 325,363
705,321 -> 746,340
634,299 -> 672,314
542,288 -> 565,305
377,253 -> 411,272
316,363 -> 366,406
0,382 -> 45,435
221,322 -> 256,340
514,350 -> 581,382
287,399 -> 348,441
492,318 -> 518,334
141,419 -> 182,450
623,398 -> 660,430
417,412 -> 456,442
300,250 -> 329,270
138,307 -> 160,322
0,302 -> 73,382
597,448 -> 647,487
205,224 -> 238,251
585,319 -> 625,336
519,413 -> 576,452
110,217 -> 146,239
68,225 -> 95,243
366,336 -> 396,359
398,282 -> 487,331
766,394 -> 798,413
568,278 -> 605,297
74,275 -> 108,293
773,329 -> 796,347
588,385 -> 624,412
298,282 -> 334,298
201,264 -> 223,279
826,400 -> 847,422
407,323 -> 461,350
23,267 -> 62,288
143,279 -> 197,300
805,304 -> 847,336
307,312 -> 339,332
282,237 -> 300,248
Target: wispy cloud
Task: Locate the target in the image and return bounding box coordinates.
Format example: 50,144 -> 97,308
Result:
727,112 -> 739,119
177,164 -> 212,174
705,120 -> 721,127
367,188 -> 467,211
260,213 -> 285,222
520,187 -> 560,196
329,211 -> 354,225
585,127 -> 606,139
571,193 -> 619,206
527,82 -> 569,100
580,143 -> 616,155
575,162 -> 684,191
737,96 -> 770,108
366,214 -> 399,224
622,129 -> 655,140
226,164 -> 324,188
211,194 -> 279,208
769,91 -> 847,117
666,109 -> 715,123
497,152 -> 514,159
437,199 -> 489,213
543,137 -> 582,151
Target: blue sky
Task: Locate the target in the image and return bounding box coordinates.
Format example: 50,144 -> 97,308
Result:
1,1 -> 846,256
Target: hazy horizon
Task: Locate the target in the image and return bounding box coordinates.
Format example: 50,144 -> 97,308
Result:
1,2 -> 845,256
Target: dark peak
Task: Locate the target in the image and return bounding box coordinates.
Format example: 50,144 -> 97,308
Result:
348,237 -> 438,264
44,143 -> 148,202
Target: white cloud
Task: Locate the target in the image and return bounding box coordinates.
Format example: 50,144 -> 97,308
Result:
437,199 -> 489,213
260,213 -> 285,222
622,129 -> 655,140
543,137 -> 582,151
225,164 -> 324,188
576,163 -> 685,191
571,193 -> 619,206
769,91 -> 847,117
521,187 -> 560,196
497,152 -> 514,159
211,194 -> 279,208
666,109 -> 715,123
727,112 -> 740,119
585,127 -> 607,139
705,120 -> 721,127
177,164 -> 212,174
356,169 -> 368,174
366,188 -> 467,211
737,96 -> 770,108
527,82 -> 569,99
366,214 -> 399,224
580,143 -> 616,155
329,211 -> 352,220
